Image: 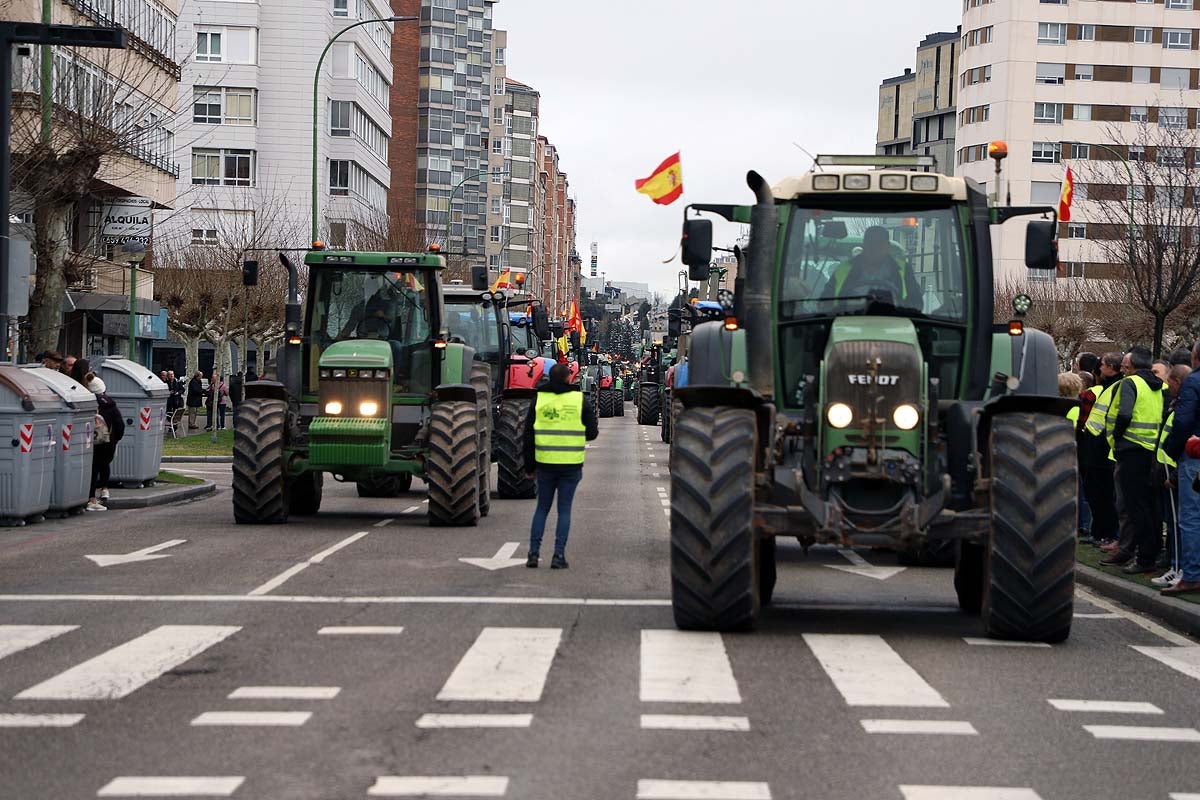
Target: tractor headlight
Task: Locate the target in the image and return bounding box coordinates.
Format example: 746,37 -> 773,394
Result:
893,404 -> 920,430
325,401 -> 343,415
827,402 -> 854,429
359,401 -> 379,417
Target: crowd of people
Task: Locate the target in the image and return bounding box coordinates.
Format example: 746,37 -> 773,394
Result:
162,368 -> 249,432
1067,342 -> 1200,595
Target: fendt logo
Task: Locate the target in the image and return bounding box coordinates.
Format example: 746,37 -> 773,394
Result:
848,375 -> 900,386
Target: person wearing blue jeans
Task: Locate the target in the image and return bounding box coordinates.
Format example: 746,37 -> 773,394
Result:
1162,340 -> 1200,596
523,362 -> 599,569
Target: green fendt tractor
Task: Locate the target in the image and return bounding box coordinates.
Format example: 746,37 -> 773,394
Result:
671,154 -> 1076,642
233,247 -> 490,527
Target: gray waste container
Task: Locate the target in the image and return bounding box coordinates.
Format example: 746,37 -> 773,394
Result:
97,358 -> 168,487
0,366 -> 61,523
24,367 -> 97,516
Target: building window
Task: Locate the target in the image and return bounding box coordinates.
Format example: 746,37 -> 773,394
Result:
1159,147 -> 1187,166
1037,22 -> 1066,45
1036,62 -> 1065,84
1032,141 -> 1062,163
495,47 -> 505,64
1074,104 -> 1092,121
1075,184 -> 1088,201
333,0 -> 348,16
1130,145 -> 1146,161
330,100 -> 352,136
491,197 -> 501,215
491,166 -> 503,184
1077,24 -> 1095,41
193,88 -> 221,124
1134,27 -> 1153,44
1068,224 -> 1087,240
329,160 -> 350,196
1133,66 -> 1151,84
191,149 -> 221,185
1066,262 -> 1086,278
1164,29 -> 1193,49
1034,102 -> 1063,124
1166,0 -> 1193,8
191,228 -> 218,246
1031,181 -> 1062,204
1131,106 -> 1149,123
223,150 -> 254,187
196,31 -> 222,62
1074,64 -> 1093,81
490,225 -> 501,243
1162,67 -> 1190,90
1160,107 -> 1187,128
493,78 -> 504,95
224,89 -> 255,125
1071,143 -> 1091,159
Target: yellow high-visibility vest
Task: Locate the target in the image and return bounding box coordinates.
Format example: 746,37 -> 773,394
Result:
1105,375 -> 1164,452
533,391 -> 586,466
831,259 -> 910,301
1158,411 -> 1176,467
1084,381 -> 1117,437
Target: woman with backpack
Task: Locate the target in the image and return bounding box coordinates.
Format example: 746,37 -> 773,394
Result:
84,372 -> 125,511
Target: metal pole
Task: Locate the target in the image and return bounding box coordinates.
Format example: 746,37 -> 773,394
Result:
127,260 -> 136,362
40,0 -> 51,144
1086,142 -> 1136,273
0,36 -> 14,360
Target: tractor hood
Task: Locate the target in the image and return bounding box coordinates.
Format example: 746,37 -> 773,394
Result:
318,340 -> 394,369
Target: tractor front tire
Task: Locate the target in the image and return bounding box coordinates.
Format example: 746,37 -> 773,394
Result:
598,389 -> 614,418
289,472 -> 323,516
496,398 -> 536,499
669,406 -> 759,631
983,413 -> 1076,643
637,382 -> 660,426
427,401 -> 481,527
232,398 -> 289,524
660,396 -> 674,443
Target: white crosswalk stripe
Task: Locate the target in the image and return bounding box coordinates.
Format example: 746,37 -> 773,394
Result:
636,779 -> 771,799
0,625 -> 77,662
16,626 -> 240,700
436,627 -> 561,702
368,776 -> 508,797
640,630 -> 741,704
0,713 -> 85,727
899,788 -> 1042,800
96,776 -> 244,796
802,634 -> 948,707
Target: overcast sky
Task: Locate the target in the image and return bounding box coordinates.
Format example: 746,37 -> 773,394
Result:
496,0 -> 960,297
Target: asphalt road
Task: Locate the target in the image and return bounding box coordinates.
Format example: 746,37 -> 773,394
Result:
3,403 -> 1200,800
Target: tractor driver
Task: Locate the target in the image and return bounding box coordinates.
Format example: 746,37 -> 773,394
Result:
823,226 -> 923,311
338,287 -> 394,340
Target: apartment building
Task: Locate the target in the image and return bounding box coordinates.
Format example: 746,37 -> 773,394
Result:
876,28 -> 960,173
957,0 -> 1200,280
487,77 -> 539,283
5,0 -> 180,360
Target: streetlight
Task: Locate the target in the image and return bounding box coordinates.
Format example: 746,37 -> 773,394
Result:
121,240 -> 147,364
1079,141 -> 1136,248
311,15 -> 418,243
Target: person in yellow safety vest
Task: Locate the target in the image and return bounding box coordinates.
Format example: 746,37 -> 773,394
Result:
1099,346 -> 1166,574
822,226 -> 924,311
1081,352 -> 1124,547
522,362 -> 599,569
1152,364 -> 1193,587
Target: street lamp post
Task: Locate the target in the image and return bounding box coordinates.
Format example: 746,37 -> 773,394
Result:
311,16 -> 418,244
1082,141 -> 1136,245
445,168 -> 509,250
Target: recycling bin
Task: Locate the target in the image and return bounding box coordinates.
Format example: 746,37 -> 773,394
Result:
0,366 -> 61,523
97,358 -> 168,487
24,367 -> 97,516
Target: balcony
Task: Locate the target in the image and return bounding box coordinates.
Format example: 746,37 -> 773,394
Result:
69,257 -> 155,301
63,0 -> 182,80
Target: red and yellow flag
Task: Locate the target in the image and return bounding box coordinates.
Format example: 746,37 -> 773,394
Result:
1059,167 -> 1074,222
490,268 -> 512,293
635,152 -> 684,206
567,299 -> 586,345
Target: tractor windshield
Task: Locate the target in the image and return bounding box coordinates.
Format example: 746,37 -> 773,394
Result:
445,299 -> 501,364
778,206 -> 966,323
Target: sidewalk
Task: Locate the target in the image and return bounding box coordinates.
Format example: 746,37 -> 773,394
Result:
105,478 -> 217,509
1075,543 -> 1200,639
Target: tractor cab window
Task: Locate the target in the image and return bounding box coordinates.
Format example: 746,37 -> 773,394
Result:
778,207 -> 967,323
446,300 -> 501,363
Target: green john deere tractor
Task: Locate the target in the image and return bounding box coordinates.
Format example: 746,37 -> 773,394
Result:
233,248 -> 490,527
671,154 -> 1075,642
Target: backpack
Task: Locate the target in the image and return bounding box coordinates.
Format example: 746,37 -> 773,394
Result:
94,411 -> 111,445
95,395 -> 125,445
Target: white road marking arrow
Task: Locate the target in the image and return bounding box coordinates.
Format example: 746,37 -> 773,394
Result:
86,539 -> 187,568
824,548 -> 907,581
458,542 -> 526,571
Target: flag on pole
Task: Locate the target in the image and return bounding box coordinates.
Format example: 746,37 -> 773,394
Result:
567,299 -> 586,345
490,268 -> 513,293
1059,166 -> 1074,222
635,152 -> 684,206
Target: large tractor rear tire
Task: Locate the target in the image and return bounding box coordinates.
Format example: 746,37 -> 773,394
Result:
637,382 -> 660,426
471,365 -> 493,518
232,398 -> 289,524
615,389 -> 625,416
496,398 -> 536,499
289,472 -> 323,516
427,401 -> 481,527
983,413 -> 1076,643
669,406 -> 760,631
660,395 -> 673,443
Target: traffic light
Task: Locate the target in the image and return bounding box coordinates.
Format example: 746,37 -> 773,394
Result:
242,260 -> 259,286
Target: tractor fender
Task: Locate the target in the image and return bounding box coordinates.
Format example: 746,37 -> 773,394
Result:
245,380 -> 288,403
675,385 -> 762,411
502,387 -> 538,401
681,322 -> 747,389
435,384 -> 480,404
1007,327 -> 1060,397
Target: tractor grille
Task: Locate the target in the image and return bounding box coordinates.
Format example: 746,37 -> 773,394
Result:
825,339 -> 921,416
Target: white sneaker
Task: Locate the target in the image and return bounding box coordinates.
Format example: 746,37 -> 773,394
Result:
99,489 -> 110,501
85,501 -> 107,512
1152,569 -> 1181,587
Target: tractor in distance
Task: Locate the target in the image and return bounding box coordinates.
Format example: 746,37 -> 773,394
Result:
671,149 -> 1076,643
635,342 -> 668,426
233,245 -> 491,527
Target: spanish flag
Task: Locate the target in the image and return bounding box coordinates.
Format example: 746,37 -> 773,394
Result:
491,268 -> 512,293
1059,166 -> 1074,222
567,299 -> 587,345
635,152 -> 684,206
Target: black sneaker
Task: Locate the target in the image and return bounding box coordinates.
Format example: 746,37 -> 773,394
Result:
551,555 -> 568,570
526,553 -> 539,568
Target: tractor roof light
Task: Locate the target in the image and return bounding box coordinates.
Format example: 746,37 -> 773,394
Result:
428,243 -> 442,253
812,174 -> 840,191
312,240 -> 326,250
843,174 -> 871,191
1008,320 -> 1025,337
1013,293 -> 1033,317
433,339 -> 448,350
911,175 -> 939,192
989,140 -> 1009,162
880,174 -> 907,191
723,316 -> 739,331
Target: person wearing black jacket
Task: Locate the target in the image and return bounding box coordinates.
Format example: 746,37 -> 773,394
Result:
1163,341 -> 1200,596
1082,352 -> 1123,548
522,363 -> 599,569
186,371 -> 204,430
84,374 -> 125,511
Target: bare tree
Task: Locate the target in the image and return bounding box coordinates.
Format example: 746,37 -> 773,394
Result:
992,275 -> 1125,367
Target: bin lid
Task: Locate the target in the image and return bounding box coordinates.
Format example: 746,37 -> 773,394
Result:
97,358 -> 169,398
22,367 -> 98,411
0,365 -> 61,411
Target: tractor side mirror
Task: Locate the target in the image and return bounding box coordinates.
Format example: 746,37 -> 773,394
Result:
1025,220 -> 1058,270
471,265 -> 488,291
532,305 -> 551,341
682,218 -> 713,281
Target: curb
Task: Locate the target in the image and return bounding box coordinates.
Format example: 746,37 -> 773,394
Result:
161,456 -> 233,463
1076,563 -> 1200,639
106,481 -> 217,509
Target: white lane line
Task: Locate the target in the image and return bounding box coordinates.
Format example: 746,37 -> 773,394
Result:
649,462 -> 658,468
437,627 -> 562,702
962,638 -> 1051,649
318,626 -> 405,635
368,776 -> 508,797
663,509 -> 670,517
373,518 -> 394,528
228,686 -> 340,700
1048,699 -> 1163,714
1076,586 -> 1193,646
802,634 -> 948,708
16,625 -> 239,700
1132,646 -> 1200,682
636,779 -> 771,799
415,713 -> 532,728
0,593 -> 673,607
1074,613 -> 1122,619
861,719 -> 977,735
0,713 -> 84,727
309,531 -> 370,564
660,499 -> 671,507
652,472 -> 662,478
1170,794 -> 1200,799
247,563 -> 310,596
191,711 -> 311,727
640,630 -> 740,704
900,788 -> 1042,800
1083,724 -> 1200,742
640,714 -> 750,731
403,506 -> 421,513
97,776 -> 244,796
0,625 -> 77,661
